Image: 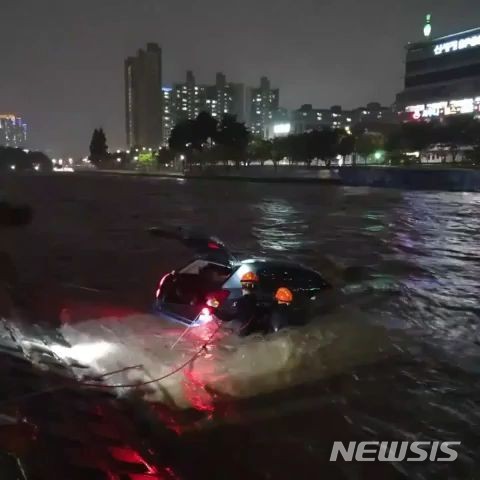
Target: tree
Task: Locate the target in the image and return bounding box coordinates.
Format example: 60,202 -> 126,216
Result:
248,136 -> 272,165
337,134 -> 356,165
356,132 -> 385,163
27,151 -> 53,172
307,129 -> 338,166
216,114 -> 249,167
195,111 -> 218,148
89,128 -> 108,165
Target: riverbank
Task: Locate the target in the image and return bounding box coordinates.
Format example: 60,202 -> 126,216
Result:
74,164 -> 480,191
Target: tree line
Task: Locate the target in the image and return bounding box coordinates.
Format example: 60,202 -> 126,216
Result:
169,112 -> 249,167
89,113 -> 480,169
0,146 -> 52,173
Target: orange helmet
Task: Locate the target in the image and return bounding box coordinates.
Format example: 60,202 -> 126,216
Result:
275,287 -> 293,304
241,271 -> 259,285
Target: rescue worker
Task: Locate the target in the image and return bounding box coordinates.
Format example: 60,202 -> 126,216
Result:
268,287 -> 294,332
233,271 -> 262,335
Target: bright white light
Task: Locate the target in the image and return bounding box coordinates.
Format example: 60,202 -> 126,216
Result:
180,154 -> 186,161
273,123 -> 291,135
424,23 -> 432,38
116,149 -> 121,153
148,148 -> 152,152
134,156 -> 139,161
126,150 -> 131,154
434,34 -> 480,56
68,158 -> 73,164
34,164 -> 40,171
406,97 -> 478,118
23,149 -> 30,153
116,157 -> 121,162
10,164 -> 15,170
50,341 -> 114,364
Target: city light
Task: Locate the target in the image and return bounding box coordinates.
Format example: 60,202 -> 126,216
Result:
10,164 -> 15,170
116,157 -> 121,163
273,123 -> 291,135
434,33 -> 480,56
406,97 -> 480,119
423,14 -> 432,38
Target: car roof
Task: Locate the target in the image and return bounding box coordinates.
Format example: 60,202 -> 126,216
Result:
236,257 -> 318,273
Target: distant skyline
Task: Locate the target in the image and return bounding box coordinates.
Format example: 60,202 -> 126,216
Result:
0,0 -> 478,156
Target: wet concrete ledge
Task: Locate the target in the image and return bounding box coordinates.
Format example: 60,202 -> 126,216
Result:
337,165 -> 480,192
70,165 -> 480,191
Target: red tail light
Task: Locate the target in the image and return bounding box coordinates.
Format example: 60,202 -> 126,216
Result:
206,289 -> 230,308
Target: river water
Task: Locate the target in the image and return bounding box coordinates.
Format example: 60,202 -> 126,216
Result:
2,174 -> 480,479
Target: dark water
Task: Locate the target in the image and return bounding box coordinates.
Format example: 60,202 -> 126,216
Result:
2,174 -> 480,479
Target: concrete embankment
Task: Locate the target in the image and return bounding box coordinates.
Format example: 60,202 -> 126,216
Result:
76,165 -> 480,191
337,166 -> 480,192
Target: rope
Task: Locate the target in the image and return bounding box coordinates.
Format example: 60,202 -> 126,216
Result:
0,322 -> 222,405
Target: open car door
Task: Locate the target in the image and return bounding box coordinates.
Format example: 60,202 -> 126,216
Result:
149,226 -> 235,265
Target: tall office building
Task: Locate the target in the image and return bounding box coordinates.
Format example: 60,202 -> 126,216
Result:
0,114 -> 27,147
125,43 -> 163,148
248,77 -> 279,138
396,26 -> 480,120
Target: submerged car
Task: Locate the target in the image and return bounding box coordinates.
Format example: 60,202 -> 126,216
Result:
151,227 -> 331,332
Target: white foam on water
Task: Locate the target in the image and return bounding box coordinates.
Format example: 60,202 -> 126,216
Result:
58,312 -> 399,410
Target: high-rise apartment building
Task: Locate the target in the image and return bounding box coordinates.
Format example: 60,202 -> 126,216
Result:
161,71 -> 247,142
247,77 -> 279,138
125,43 -> 163,148
0,114 -> 27,147
204,73 -> 246,122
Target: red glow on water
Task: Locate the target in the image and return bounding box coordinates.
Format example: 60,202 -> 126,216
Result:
109,446 -> 157,474
207,241 -> 221,250
183,369 -> 215,413
59,301 -> 139,323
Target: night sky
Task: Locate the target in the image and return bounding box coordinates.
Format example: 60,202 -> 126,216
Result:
1,0 -> 478,156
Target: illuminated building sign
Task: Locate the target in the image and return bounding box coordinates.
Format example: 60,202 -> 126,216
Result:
405,97 -> 480,119
434,33 -> 480,56
273,123 -> 291,135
